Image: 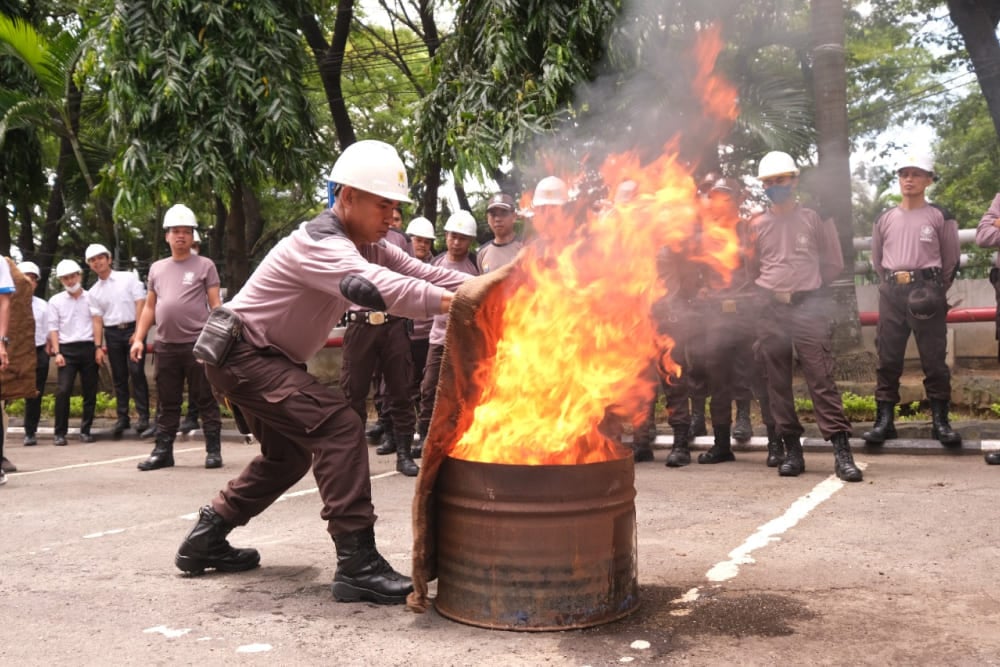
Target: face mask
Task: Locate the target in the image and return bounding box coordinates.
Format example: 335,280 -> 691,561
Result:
765,184 -> 795,204
66,282 -> 82,294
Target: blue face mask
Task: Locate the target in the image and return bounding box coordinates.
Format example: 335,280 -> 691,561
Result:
765,184 -> 795,204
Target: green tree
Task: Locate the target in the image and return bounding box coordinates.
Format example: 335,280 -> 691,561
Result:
103,0 -> 323,292
933,92 -> 1000,228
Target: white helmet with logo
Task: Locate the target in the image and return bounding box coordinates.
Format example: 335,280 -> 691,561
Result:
757,151 -> 800,180
328,139 -> 411,203
17,261 -> 40,278
163,204 -> 198,229
895,152 -> 935,176
443,210 -> 477,237
55,259 -> 82,278
85,243 -> 111,261
406,216 -> 436,240
532,176 -> 568,207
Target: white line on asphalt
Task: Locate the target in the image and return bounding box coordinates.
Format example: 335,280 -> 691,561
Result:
12,447 -> 205,475
671,463 -> 868,613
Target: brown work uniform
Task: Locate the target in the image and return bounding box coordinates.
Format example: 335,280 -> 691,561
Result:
341,228 -> 416,440
871,204 -> 960,402
750,205 -> 852,439
975,193 -> 1000,359
204,212 -> 468,537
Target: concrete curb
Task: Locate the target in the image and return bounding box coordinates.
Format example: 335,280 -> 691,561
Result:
627,434 -> 998,456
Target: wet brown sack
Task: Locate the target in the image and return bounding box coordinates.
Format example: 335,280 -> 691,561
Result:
407,261 -> 522,613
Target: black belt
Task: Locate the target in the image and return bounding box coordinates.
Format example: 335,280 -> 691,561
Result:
764,288 -> 822,305
107,321 -> 136,329
346,311 -> 399,326
884,268 -> 941,285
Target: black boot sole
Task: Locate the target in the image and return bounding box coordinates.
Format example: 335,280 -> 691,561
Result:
698,449 -> 735,464
175,553 -> 261,575
205,458 -> 223,469
836,467 -> 863,482
331,581 -> 411,605
137,458 -> 174,471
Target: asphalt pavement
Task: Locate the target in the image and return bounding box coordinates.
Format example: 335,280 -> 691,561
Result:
2,425 -> 1000,666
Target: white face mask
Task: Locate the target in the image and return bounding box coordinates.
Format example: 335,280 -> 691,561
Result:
65,282 -> 83,294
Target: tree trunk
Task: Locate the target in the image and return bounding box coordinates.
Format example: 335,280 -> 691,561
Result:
947,0 -> 1000,140
811,0 -> 871,375
224,183 -> 250,296
301,2 -> 357,150
242,187 -> 264,255
421,157 -> 442,223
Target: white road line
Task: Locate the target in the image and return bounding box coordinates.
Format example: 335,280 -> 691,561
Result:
12,447 -> 206,475
671,463 -> 867,611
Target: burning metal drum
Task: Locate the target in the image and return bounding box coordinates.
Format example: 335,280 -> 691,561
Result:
434,456 -> 639,631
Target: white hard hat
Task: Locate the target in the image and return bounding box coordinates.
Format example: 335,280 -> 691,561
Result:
532,176 -> 568,207
406,216 -> 436,240
895,152 -> 935,176
163,203 -> 198,229
757,151 -> 800,180
328,139 -> 411,203
85,243 -> 111,261
443,210 -> 477,237
55,259 -> 82,278
17,261 -> 40,277
193,229 -> 202,244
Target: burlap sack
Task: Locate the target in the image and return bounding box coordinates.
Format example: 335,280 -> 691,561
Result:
2,257 -> 38,401
407,261 -> 523,612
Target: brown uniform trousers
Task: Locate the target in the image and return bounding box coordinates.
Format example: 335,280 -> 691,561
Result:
875,280 -> 951,402
205,340 -> 376,537
755,290 -> 851,439
695,297 -> 759,427
153,341 -> 221,437
340,317 -> 416,438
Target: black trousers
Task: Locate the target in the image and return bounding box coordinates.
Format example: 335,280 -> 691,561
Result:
153,341 -> 221,438
23,346 -> 50,437
875,282 -> 951,403
105,323 -> 150,422
54,341 -> 99,437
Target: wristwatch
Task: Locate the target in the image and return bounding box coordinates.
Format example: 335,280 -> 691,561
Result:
0,336 -> 9,345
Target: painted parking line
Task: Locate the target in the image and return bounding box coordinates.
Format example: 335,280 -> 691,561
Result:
12,447 -> 207,475
671,462 -> 868,613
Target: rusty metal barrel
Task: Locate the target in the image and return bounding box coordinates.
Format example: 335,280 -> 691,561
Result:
434,456 -> 639,631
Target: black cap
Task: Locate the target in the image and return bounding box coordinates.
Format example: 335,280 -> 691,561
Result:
486,193 -> 515,211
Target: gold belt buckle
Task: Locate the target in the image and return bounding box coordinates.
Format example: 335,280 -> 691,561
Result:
721,299 -> 737,313
895,272 -> 912,284
773,291 -> 792,304
367,312 -> 387,325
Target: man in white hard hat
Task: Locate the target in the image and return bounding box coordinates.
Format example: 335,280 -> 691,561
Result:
130,204 -> 224,471
750,151 -> 862,482
528,176 -> 570,244
402,216 -> 436,449
17,261 -> 50,447
976,190 -> 1000,464
47,259 -> 99,446
866,152 -> 961,448
477,193 -> 523,274
171,140 -> 470,606
85,243 -> 151,436
415,210 -> 480,457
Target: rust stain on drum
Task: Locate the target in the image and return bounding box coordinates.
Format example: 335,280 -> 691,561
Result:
434,456 -> 639,631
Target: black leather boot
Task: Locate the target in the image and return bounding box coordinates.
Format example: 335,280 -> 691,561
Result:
175,505 -> 260,574
699,426 -> 736,464
732,400 -> 753,442
395,436 -> 419,477
778,434 -> 805,477
765,425 -> 784,468
331,526 -> 413,604
986,450 -> 1000,465
665,429 -> 691,467
204,432 -> 223,469
688,398 -> 708,438
138,435 -> 175,471
112,416 -> 130,436
862,401 -> 897,445
632,440 -> 654,463
179,413 -> 200,434
375,432 -> 397,455
930,399 -> 962,447
831,431 -> 863,482
365,420 -> 386,445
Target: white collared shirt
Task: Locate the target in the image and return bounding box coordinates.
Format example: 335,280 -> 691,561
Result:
32,296 -> 48,347
48,291 -> 94,343
87,270 -> 146,326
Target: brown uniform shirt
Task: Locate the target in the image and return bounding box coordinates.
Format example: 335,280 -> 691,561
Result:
872,203 -> 960,286
975,193 -> 1000,264
750,206 -> 844,292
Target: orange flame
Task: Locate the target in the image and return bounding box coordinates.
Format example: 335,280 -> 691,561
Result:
451,27 -> 741,465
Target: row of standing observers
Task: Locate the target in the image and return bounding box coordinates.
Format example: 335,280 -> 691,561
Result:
0,213 -> 219,484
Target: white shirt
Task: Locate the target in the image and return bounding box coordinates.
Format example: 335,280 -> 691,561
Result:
47,291 -> 94,343
87,270 -> 146,326
0,260 -> 13,295
32,296 -> 48,347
